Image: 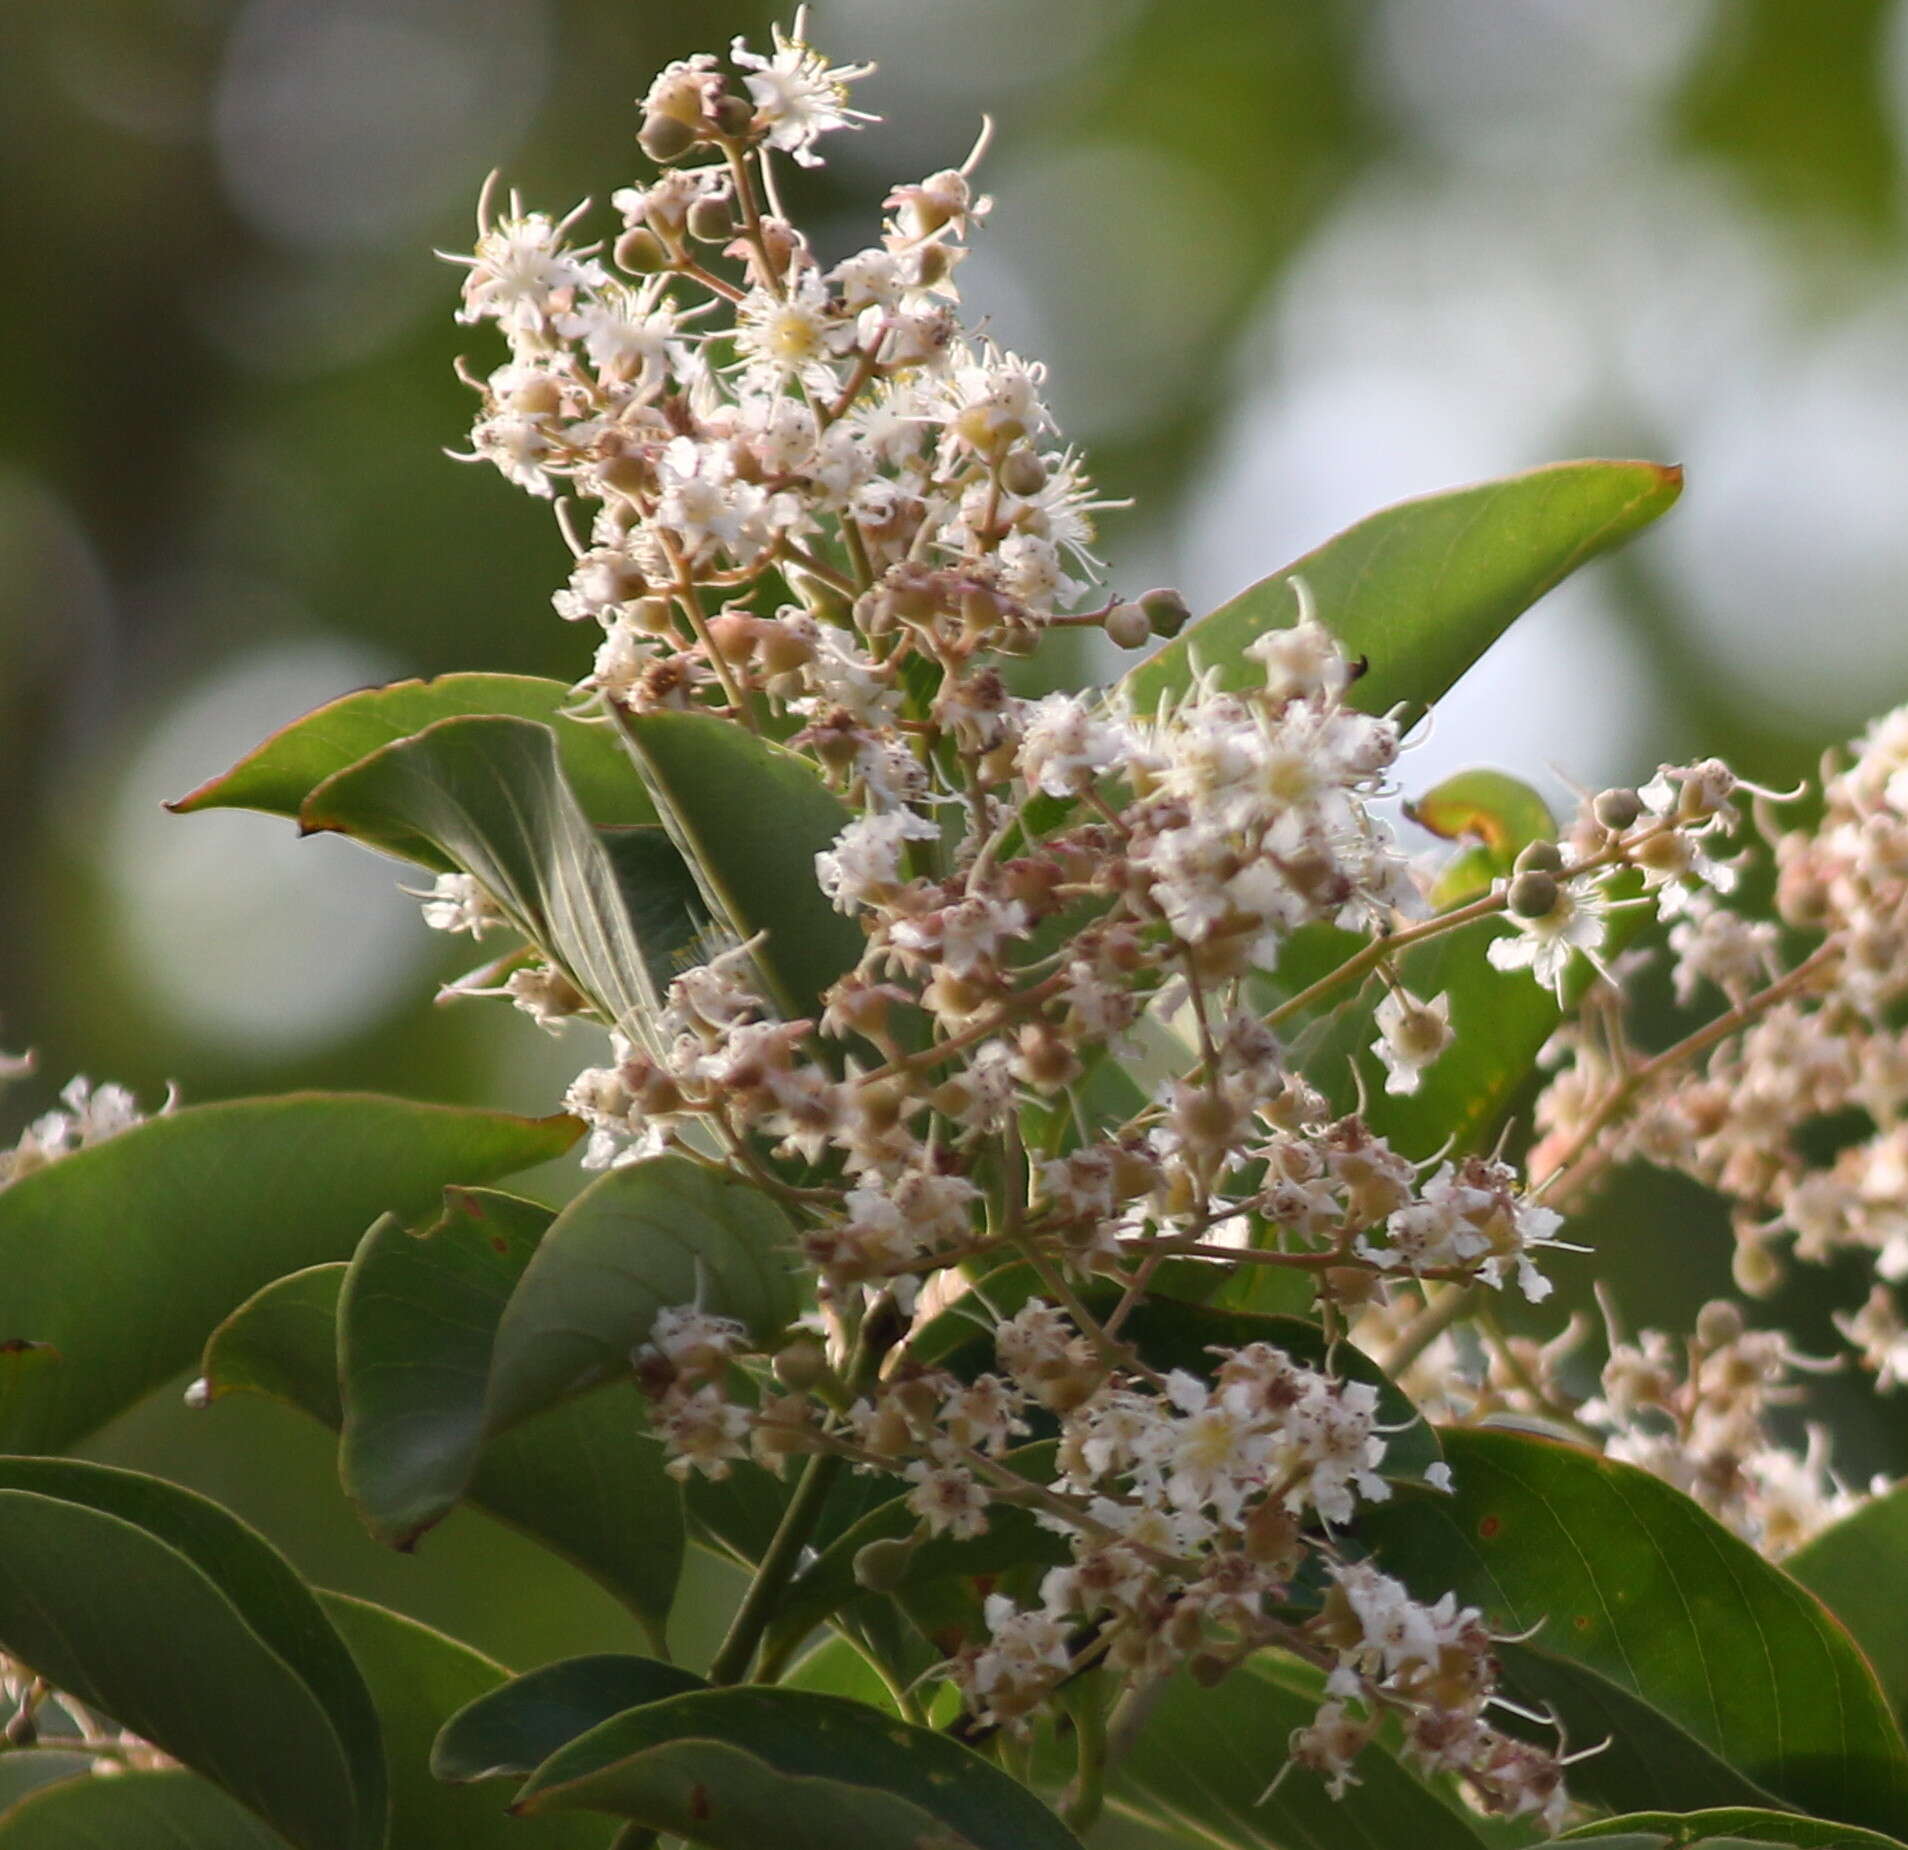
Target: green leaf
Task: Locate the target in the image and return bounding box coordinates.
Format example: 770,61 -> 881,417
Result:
169,672 -> 653,829
1789,1482 -> 1908,1729
599,826 -> 718,993
1124,459 -> 1683,718
433,1655 -> 706,1784
200,1265 -> 346,1426
322,1593 -> 613,1849
0,1094 -> 576,1455
610,709 -> 863,1025
1559,1808 -> 1908,1847
0,1342 -> 59,1435
764,1442 -> 1070,1667
1114,1652 -> 1491,1848
775,1635 -> 904,1710
0,1771 -> 288,1848
0,1751 -> 86,1813
1357,1428 -> 1908,1833
301,716 -> 665,1040
338,1188 -> 684,1645
507,1686 -> 1084,1850
485,1155 -> 801,1433
200,1215 -> 687,1647
1410,768 -> 1558,906
0,1459 -> 384,1850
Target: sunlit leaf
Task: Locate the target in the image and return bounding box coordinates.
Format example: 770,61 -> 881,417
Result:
1125,459 -> 1684,718
170,672 -> 652,829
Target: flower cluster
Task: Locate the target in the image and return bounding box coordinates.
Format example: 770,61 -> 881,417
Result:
425,15 -> 1893,1826
0,1054 -> 164,1191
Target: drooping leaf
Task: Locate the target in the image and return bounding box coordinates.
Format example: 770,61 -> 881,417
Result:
485,1155 -> 801,1433
300,715 -> 663,1040
1789,1481 -> 1908,1730
1114,1652 -> 1491,1849
169,672 -> 652,829
0,1460 -> 384,1850
610,709 -> 863,1025
1558,1807 -> 1908,1847
1358,1428 -> 1908,1834
507,1686 -> 1085,1850
1124,459 -> 1683,719
0,1770 -> 288,1848
0,1094 -> 576,1455
321,1593 -> 613,1849
433,1655 -> 706,1785
200,1213 -> 686,1647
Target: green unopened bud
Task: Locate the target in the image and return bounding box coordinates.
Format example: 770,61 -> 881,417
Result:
615,226 -> 671,274
1506,869 -> 1560,919
686,194 -> 734,243
1593,786 -> 1644,832
852,1534 -> 920,1592
1696,1299 -> 1746,1348
639,112 -> 699,164
997,447 -> 1047,498
1139,586 -> 1192,638
1513,839 -> 1564,875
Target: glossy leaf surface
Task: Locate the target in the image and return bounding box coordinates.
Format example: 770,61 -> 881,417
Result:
1359,1428 -> 1908,1833
433,1654 -> 706,1784
0,1094 -> 576,1454
508,1686 -> 1084,1850
0,1461 -> 383,1850
171,672 -> 651,829
1125,459 -> 1683,718
301,715 -> 661,1039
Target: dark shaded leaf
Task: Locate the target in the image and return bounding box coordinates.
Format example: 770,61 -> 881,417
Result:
0,1771 -> 287,1848
1558,1808 -> 1908,1847
1358,1428 -> 1908,1834
508,1686 -> 1084,1850
610,709 -> 863,1024
433,1655 -> 706,1784
0,1094 -> 576,1455
0,1460 -> 384,1850
485,1155 -> 801,1432
322,1593 -> 612,1848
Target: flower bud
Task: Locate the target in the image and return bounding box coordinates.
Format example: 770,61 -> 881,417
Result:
1506,869 -> 1560,919
852,1534 -> 919,1592
714,93 -> 756,138
997,447 -> 1047,498
4,1708 -> 36,1749
1593,786 -> 1644,832
772,1337 -> 830,1393
706,612 -> 759,665
1513,839 -> 1564,875
1105,602 -> 1151,649
639,112 -> 699,164
1695,1299 -> 1745,1348
686,194 -> 734,243
615,226 -> 671,273
631,595 -> 677,636
1139,586 -> 1192,638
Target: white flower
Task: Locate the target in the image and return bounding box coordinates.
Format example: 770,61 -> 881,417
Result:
1487,877 -> 1606,1000
1372,988 -> 1452,1096
815,810 -> 939,912
731,13 -> 877,167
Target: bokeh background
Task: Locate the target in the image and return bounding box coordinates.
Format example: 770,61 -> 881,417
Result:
6,0 -> 1908,1719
